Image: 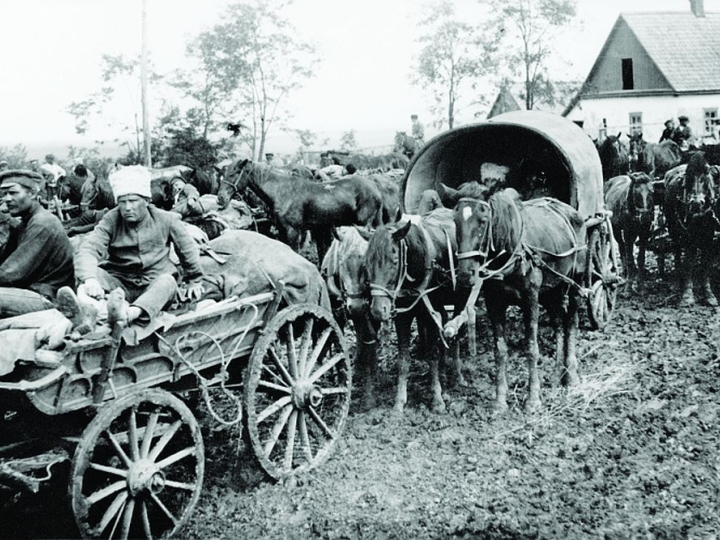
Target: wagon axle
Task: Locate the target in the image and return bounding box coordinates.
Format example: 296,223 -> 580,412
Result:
126,459 -> 165,496
291,381 -> 323,410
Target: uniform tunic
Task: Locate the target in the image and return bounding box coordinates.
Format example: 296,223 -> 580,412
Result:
0,201 -> 74,300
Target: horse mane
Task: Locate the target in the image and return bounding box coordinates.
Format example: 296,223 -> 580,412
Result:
488,189 -> 524,254
457,182 -> 488,199
628,171 -> 653,185
322,227 -> 368,277
365,225 -> 396,273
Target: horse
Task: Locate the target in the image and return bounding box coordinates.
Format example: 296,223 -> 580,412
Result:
320,151 -> 404,172
394,131 -> 417,159
454,188 -> 587,414
218,159 -> 385,263
597,133 -> 629,181
664,152 -> 720,306
364,208 -> 465,413
367,173 -> 400,223
629,133 -> 682,179
604,173 -> 654,293
321,227 -> 380,408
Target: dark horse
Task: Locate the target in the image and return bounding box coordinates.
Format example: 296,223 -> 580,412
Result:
80,173 -> 174,211
454,188 -> 587,413
604,173 -> 654,293
664,153 -> 720,306
364,208 -> 464,413
597,133 -> 629,181
629,133 -> 682,179
217,159 -> 384,263
394,131 -> 417,159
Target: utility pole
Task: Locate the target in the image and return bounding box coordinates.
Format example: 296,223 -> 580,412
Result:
141,0 -> 152,167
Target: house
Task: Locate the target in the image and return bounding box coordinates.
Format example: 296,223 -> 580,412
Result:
563,0 -> 720,143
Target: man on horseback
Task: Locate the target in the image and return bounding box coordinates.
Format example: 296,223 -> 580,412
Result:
672,115 -> 694,150
411,114 -> 425,147
659,119 -> 675,143
75,166 -> 204,326
0,170 -> 75,318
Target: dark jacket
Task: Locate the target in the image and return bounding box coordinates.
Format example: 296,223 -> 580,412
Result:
659,128 -> 674,143
0,202 -> 75,299
75,205 -> 203,286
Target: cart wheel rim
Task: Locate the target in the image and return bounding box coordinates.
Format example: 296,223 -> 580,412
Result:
70,389 -> 204,539
244,304 -> 351,479
586,228 -> 619,330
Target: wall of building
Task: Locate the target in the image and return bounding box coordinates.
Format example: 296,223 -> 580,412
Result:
584,19 -> 671,95
565,93 -> 720,143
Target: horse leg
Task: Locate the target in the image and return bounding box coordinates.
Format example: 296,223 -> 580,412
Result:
544,288 -> 566,387
393,313 -> 413,414
562,290 -> 581,387
311,228 -> 332,264
625,228 -> 639,293
615,230 -> 631,296
679,247 -> 696,306
485,288 -> 509,415
422,315 -> 446,414
699,245 -> 718,307
637,225 -> 650,292
521,272 -> 543,414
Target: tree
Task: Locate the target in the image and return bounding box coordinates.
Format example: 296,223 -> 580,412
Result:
189,0 -> 318,160
292,129 -> 328,163
66,54 -> 162,163
339,129 -> 358,152
413,1 -> 499,129
487,0 -> 577,110
0,144 -> 28,168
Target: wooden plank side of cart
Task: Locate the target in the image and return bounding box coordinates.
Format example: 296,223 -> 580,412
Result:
0,290 -> 282,416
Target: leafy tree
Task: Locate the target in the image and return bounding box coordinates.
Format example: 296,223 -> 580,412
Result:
189,0 -> 318,160
486,0 -> 577,110
413,1 -> 499,129
64,146 -> 114,177
339,130 -> 358,152
66,54 -> 162,163
0,144 -> 28,168
292,129 -> 328,163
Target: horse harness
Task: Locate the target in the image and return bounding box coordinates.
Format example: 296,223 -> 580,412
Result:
369,221 -> 456,345
455,196 -> 591,296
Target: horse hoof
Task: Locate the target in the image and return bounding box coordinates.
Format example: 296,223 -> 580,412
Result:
525,398 -> 542,414
705,295 -> 718,308
679,295 -> 695,307
492,401 -> 509,417
432,400 -> 447,414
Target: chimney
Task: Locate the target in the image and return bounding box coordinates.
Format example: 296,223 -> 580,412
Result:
690,0 -> 705,17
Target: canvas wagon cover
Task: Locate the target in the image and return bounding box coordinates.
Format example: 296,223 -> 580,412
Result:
401,111 -> 603,218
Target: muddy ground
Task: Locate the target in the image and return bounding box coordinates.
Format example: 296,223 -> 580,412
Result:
4,256 -> 720,539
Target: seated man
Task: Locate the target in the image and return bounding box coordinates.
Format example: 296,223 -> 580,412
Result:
75,165 -> 204,325
0,170 -> 75,317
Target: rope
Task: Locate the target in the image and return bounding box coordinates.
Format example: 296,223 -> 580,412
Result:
155,300 -> 260,426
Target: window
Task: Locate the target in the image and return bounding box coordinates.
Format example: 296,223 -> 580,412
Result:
599,118 -> 608,141
622,58 -> 634,90
704,108 -> 718,135
629,112 -> 642,135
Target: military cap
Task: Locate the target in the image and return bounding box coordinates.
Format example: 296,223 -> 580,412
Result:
678,115 -> 689,121
0,169 -> 43,190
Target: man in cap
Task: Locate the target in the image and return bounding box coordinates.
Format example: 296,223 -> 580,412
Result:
411,114 -> 425,147
75,165 -> 204,325
0,170 -> 75,317
673,116 -> 694,149
659,119 -> 675,143
0,160 -> 8,172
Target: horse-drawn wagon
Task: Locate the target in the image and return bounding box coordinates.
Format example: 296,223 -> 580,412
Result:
0,280 -> 351,537
400,110 -> 620,329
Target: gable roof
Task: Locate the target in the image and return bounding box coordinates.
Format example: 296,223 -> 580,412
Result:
487,85 -> 521,119
622,12 -> 720,92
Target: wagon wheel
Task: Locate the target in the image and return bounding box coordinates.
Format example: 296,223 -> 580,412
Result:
244,304 -> 351,480
70,389 -> 204,539
585,222 -> 620,330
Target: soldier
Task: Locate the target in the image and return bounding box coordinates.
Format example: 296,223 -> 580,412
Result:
659,119 -> 675,143
672,115 -> 694,150
411,114 -> 425,147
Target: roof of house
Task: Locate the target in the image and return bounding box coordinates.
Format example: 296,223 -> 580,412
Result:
487,85 -> 521,119
489,81 -> 581,119
621,12 -> 720,92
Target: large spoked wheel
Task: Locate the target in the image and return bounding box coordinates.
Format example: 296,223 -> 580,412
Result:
244,304 -> 351,480
586,223 -> 620,330
70,389 -> 204,539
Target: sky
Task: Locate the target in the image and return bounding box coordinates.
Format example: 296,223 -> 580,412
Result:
0,0 -> 715,159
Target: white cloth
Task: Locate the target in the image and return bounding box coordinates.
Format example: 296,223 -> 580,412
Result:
109,165 -> 152,200
41,163 -> 66,182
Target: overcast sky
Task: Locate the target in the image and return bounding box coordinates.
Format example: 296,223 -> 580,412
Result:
0,0 -> 713,157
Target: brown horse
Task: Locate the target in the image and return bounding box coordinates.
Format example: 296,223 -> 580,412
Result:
604,173 -> 655,293
597,133 -> 629,181
364,208 -> 464,413
454,189 -> 587,414
630,133 -> 682,179
394,132 -> 418,159
218,159 -> 384,263
664,152 -> 720,306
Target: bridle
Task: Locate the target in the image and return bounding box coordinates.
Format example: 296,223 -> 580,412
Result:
455,197 -> 493,262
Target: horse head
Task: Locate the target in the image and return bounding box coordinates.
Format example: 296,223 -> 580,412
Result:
628,132 -> 647,164
217,158 -> 251,209
326,227 -> 371,317
364,220 -> 412,322
684,152 -> 717,220
627,172 -> 654,221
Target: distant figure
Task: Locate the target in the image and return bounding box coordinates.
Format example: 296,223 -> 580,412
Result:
659,119 -> 675,143
672,115 -> 694,150
265,153 -> 279,167
41,154 -> 66,183
411,114 -> 425,147
0,160 -> 7,172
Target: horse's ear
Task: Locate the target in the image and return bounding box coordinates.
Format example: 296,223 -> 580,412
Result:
391,220 -> 412,241
354,226 -> 373,241
331,227 -> 341,241
617,132 -> 621,139
394,206 -> 403,222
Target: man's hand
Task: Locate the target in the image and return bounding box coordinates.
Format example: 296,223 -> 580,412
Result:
83,278 -> 105,300
185,280 -> 204,302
